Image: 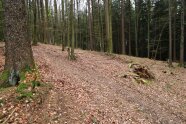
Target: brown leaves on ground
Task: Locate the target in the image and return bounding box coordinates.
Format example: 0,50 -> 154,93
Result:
31,44 -> 186,124
0,45 -> 51,123
1,44 -> 186,124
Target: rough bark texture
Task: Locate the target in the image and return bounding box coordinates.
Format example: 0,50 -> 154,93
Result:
4,0 -> 34,71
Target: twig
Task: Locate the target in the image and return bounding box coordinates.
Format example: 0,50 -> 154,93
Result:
2,108 -> 17,124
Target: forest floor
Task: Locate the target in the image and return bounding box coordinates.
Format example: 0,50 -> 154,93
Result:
0,43 -> 186,124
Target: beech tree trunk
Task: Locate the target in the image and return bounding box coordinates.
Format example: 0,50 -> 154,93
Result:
4,0 -> 34,71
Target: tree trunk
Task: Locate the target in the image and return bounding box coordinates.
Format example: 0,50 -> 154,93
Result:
36,0 -> 41,42
134,0 -> 139,57
105,0 -> 113,53
169,0 -> 172,66
40,0 -> 45,43
121,0 -> 126,54
4,0 -> 34,72
180,0 -> 184,66
128,0 -> 131,56
88,0 -> 93,50
109,0 -> 113,53
54,0 -> 58,44
70,0 -> 75,59
61,0 -> 65,51
147,0 -> 151,58
32,0 -> 37,45
173,0 -> 177,61
45,0 -> 49,44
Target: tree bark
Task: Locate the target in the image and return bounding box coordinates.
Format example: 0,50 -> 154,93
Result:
121,0 -> 126,54
4,0 -> 34,71
88,0 -> 93,50
169,0 -> 172,66
32,0 -> 37,45
147,0 -> 151,58
128,0 -> 131,56
180,0 -> 184,66
134,0 -> 139,56
105,0 -> 113,53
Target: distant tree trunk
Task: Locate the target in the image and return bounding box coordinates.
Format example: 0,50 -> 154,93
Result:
105,0 -> 113,53
54,0 -> 58,44
168,0 -> 172,66
173,0 -> 177,61
109,0 -> 113,53
87,0 -> 93,50
147,0 -> 151,58
134,0 -> 139,56
36,0 -> 41,42
98,0 -> 104,52
40,0 -> 45,43
61,0 -> 65,51
180,0 -> 184,66
70,0 -> 75,59
32,0 -> 37,45
76,0 -> 79,48
128,0 -> 131,56
4,0 -> 34,71
121,0 -> 126,54
45,0 -> 50,44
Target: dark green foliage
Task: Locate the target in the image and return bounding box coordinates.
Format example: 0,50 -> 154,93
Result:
0,70 -> 9,82
23,64 -> 32,72
16,83 -> 28,93
31,80 -> 41,89
16,83 -> 32,100
0,70 -> 12,88
16,91 -> 33,100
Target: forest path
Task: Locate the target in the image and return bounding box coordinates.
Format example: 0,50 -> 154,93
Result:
33,44 -> 186,124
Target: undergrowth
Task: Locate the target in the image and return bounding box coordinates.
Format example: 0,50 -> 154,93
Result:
0,65 -> 43,100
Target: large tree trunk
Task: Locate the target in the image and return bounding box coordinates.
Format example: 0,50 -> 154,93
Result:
4,0 -> 34,72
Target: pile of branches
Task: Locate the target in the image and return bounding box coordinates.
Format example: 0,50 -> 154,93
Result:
129,64 -> 155,84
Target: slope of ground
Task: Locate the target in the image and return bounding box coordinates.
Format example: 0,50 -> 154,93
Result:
32,44 -> 186,124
